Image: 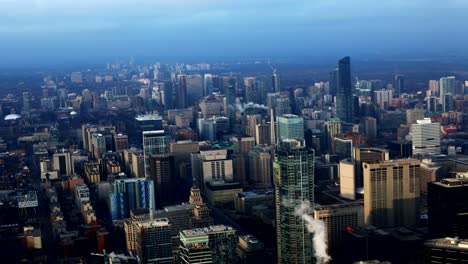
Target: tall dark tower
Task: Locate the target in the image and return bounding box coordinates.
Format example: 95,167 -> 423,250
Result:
336,56 -> 354,123
272,70 -> 280,93
177,74 -> 187,108
394,75 -> 405,96
329,69 -> 338,96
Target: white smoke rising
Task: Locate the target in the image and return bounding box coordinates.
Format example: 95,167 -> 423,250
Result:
294,200 -> 331,264
232,101 -> 267,113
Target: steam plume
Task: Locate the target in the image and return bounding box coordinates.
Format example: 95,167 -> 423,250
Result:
231,102 -> 267,113
294,200 -> 331,264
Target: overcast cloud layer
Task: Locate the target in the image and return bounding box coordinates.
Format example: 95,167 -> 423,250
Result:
0,0 -> 467,66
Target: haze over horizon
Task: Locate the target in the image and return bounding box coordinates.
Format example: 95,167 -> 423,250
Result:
1,0 -> 467,66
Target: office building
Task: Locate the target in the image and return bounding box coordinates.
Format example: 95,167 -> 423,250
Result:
333,137 -> 353,160
428,177 -> 468,238
374,89 -> 393,110
124,209 -> 153,253
177,74 -> 187,108
424,238 -> 468,263
53,150 -> 74,177
135,114 -> 164,133
199,95 -> 223,118
134,218 -> 172,264
143,130 -> 166,177
440,76 -> 456,98
234,189 -> 274,214
274,142 -> 315,263
394,75 -> 405,96
276,114 -> 304,144
193,150 -> 234,187
339,159 -> 356,200
426,96 -> 438,114
248,149 -> 273,188
406,108 -> 425,125
255,122 -> 271,145
363,159 -> 420,227
428,80 -> 439,96
179,229 -> 213,264
113,133 -> 129,152
314,203 -> 364,257
186,74 -> 203,106
180,225 -> 238,264
108,178 -> 155,220
231,137 -> 255,185
336,56 -> 354,123
410,118 -> 441,155
149,154 -> 176,208
272,71 -> 280,93
362,117 -> 377,140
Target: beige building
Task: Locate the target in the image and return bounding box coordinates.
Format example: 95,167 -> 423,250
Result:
363,159 -> 420,227
314,203 -> 364,256
406,108 -> 425,125
339,159 -> 356,200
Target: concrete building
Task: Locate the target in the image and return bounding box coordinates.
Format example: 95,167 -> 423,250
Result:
134,218 -> 172,264
428,177 -> 468,238
410,118 -> 441,155
314,203 -> 364,257
363,159 -> 420,227
180,225 -> 238,264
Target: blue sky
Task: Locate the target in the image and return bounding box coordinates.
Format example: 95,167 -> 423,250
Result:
0,0 -> 467,65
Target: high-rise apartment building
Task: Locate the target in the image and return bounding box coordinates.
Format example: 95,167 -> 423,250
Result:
410,118 -> 441,155
406,108 -> 425,125
363,159 -> 420,227
274,142 -> 315,263
336,56 -> 354,123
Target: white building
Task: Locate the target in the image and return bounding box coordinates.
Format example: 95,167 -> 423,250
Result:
411,118 -> 441,155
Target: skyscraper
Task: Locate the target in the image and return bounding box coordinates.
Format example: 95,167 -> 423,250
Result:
108,178 -> 155,220
428,177 -> 468,238
363,159 -> 420,227
336,56 -> 354,123
410,118 -> 441,155
272,70 -> 280,93
143,130 -> 166,177
329,69 -> 338,96
134,218 -> 173,264
314,203 -> 364,257
394,75 -> 405,96
179,230 -> 213,264
276,114 -> 304,144
149,154 -> 176,208
274,142 -> 315,263
177,74 -> 187,109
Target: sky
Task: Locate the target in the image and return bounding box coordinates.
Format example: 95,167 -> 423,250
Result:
0,0 -> 467,66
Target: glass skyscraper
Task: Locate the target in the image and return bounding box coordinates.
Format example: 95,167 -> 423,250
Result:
274,142 -> 315,264
336,56 -> 354,123
143,130 -> 166,177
